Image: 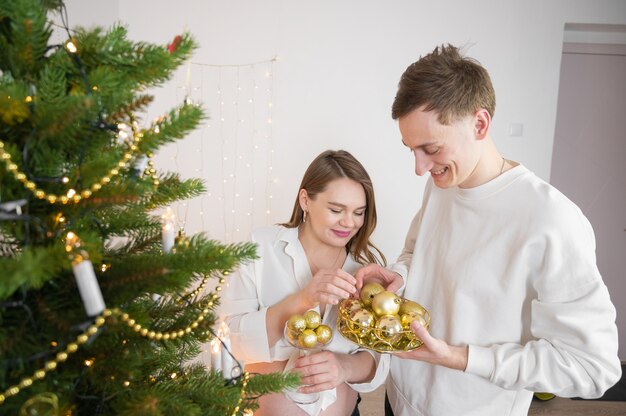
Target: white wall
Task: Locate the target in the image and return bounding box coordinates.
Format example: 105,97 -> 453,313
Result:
60,0 -> 626,261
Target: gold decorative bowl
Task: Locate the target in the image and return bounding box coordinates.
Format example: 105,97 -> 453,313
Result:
336,297 -> 431,353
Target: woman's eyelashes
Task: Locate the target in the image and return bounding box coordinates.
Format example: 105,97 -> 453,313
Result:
329,208 -> 365,216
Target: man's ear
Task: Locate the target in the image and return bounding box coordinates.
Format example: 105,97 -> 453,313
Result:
474,109 -> 491,140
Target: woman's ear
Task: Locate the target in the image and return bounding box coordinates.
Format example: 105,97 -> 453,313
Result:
474,109 -> 491,140
298,188 -> 308,212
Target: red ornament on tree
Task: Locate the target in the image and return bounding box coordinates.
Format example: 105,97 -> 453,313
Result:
167,35 -> 182,53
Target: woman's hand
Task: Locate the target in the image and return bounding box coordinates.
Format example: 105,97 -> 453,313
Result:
293,350 -> 349,393
300,268 -> 357,307
354,264 -> 404,294
293,350 -> 376,393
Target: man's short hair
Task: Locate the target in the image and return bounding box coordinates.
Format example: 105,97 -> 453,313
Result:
392,44 -> 496,124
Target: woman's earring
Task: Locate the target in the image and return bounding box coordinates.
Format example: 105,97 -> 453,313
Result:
302,210 -> 307,223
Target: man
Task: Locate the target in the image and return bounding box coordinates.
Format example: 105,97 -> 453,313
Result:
355,44 -> 621,416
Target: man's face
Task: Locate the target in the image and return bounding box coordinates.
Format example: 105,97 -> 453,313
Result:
398,107 -> 483,189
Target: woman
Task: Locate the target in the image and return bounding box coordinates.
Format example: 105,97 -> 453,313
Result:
221,150 -> 389,416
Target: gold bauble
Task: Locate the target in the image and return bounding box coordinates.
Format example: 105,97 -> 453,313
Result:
401,312 -> 427,341
375,315 -> 403,343
371,291 -> 401,317
287,314 -> 307,333
315,324 -> 333,345
400,312 -> 427,329
304,310 -> 321,329
340,298 -> 364,315
360,282 -> 385,307
349,308 -> 375,334
399,300 -> 426,317
298,329 -> 318,348
286,327 -> 299,343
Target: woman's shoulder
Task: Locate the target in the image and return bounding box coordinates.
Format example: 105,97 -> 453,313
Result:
250,224 -> 296,245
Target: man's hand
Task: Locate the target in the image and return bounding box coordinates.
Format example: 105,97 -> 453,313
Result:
354,263 -> 404,294
394,321 -> 468,371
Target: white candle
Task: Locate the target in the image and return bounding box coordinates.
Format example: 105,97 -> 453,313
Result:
219,322 -> 234,378
72,259 -> 106,317
210,337 -> 222,373
133,155 -> 149,176
161,207 -> 176,253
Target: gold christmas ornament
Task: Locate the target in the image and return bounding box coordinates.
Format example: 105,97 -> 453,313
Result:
359,282 -> 385,307
401,313 -> 428,341
349,308 -> 375,335
399,299 -> 427,317
304,310 -> 321,329
337,295 -> 431,352
371,291 -> 401,317
287,314 -> 307,333
375,315 -> 403,343
298,329 -> 318,349
341,298 -> 364,315
19,392 -> 59,416
315,324 -> 333,345
284,312 -> 333,351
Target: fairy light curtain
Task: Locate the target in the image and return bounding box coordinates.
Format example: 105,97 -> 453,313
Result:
169,58 -> 277,244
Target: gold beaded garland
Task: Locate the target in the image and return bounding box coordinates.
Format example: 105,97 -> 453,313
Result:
0,134 -> 143,204
0,271 -> 235,407
0,309 -> 109,405
231,371 -> 250,416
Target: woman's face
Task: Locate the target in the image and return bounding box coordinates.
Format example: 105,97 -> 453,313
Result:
300,177 -> 366,247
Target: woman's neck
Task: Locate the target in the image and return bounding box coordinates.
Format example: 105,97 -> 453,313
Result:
298,226 -> 346,273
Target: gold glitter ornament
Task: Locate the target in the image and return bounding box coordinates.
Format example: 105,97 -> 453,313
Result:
359,282 -> 385,307
375,315 -> 403,343
304,310 -> 321,329
371,291 -> 401,317
315,324 -> 333,345
287,314 -> 307,333
298,329 -> 318,348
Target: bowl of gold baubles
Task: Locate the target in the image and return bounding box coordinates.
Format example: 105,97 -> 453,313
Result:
284,310 -> 333,350
337,282 -> 430,352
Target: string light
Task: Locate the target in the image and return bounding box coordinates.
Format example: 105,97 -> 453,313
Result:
170,57 -> 277,243
65,40 -> 77,53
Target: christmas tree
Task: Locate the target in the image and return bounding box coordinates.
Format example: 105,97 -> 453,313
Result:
0,0 -> 297,414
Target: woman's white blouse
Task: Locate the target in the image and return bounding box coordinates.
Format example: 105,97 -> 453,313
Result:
220,225 -> 388,393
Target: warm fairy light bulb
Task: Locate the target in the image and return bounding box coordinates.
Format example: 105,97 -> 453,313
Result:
84,359 -> 93,367
66,189 -> 76,198
61,176 -> 69,184
65,232 -> 78,251
66,40 -> 77,53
